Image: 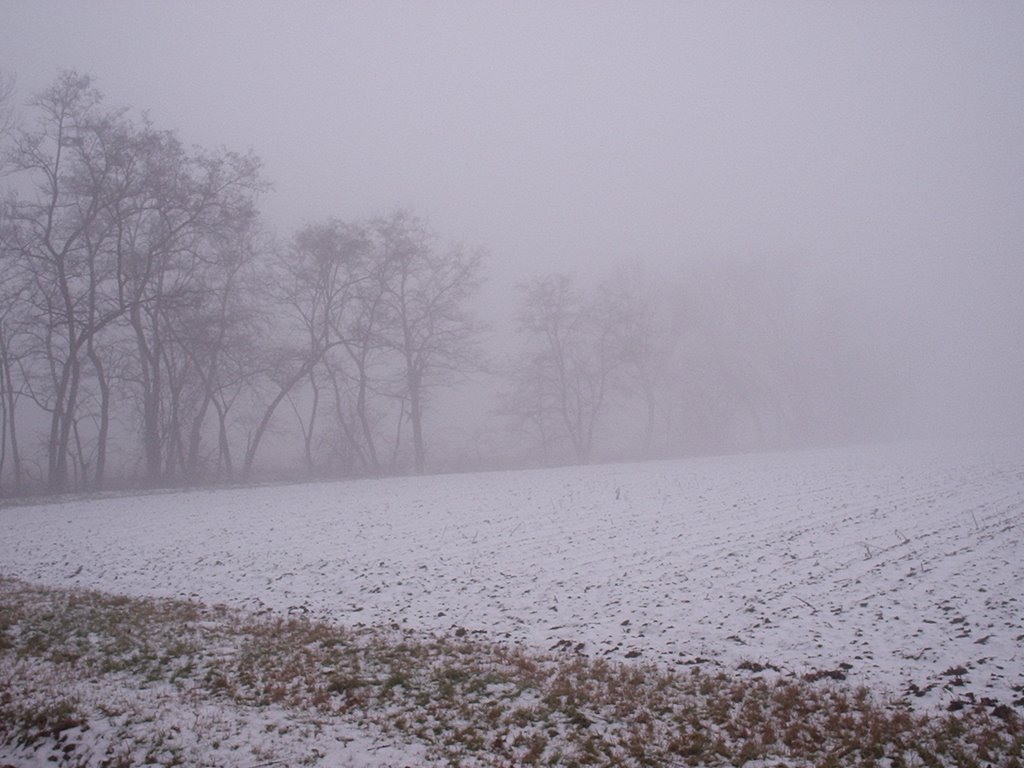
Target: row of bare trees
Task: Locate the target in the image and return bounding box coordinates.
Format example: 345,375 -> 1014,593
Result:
0,71 -> 888,496
244,211 -> 484,480
0,72 -> 266,493
500,261 -> 879,465
0,72 -> 485,495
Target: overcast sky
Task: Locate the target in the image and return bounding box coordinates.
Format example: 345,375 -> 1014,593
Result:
3,1 -> 1023,436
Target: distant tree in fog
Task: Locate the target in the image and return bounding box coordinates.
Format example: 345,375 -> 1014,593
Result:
2,72 -> 139,491
239,211 -> 487,478
677,259 -> 858,450
504,269 -> 696,464
0,72 -> 23,494
0,204 -> 27,495
500,258 -> 877,465
601,266 -> 684,458
506,273 -> 622,463
374,210 -> 487,474
120,134 -> 264,484
328,221 -> 392,476
0,71 -> 264,492
241,220 -> 362,479
177,218 -> 266,482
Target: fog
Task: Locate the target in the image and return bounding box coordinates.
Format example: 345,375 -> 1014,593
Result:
2,2 -> 1022,487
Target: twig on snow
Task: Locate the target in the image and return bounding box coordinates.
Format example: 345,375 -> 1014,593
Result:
795,595 -> 818,614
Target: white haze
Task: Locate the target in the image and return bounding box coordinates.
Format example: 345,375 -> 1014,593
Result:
2,1 -> 1023,457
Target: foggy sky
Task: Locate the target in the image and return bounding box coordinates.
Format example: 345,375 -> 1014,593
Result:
3,1 -> 1023,439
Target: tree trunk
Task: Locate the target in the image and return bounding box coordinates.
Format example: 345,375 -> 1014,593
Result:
389,401 -> 406,474
130,303 -> 163,484
303,369 -> 320,473
242,359 -> 318,479
408,371 -> 425,474
86,343 -> 110,490
355,357 -> 380,474
214,398 -> 234,480
48,351 -> 82,493
0,333 -> 22,493
186,391 -> 213,481
325,366 -> 368,474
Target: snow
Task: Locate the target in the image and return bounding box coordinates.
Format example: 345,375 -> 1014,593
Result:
2,437 -> 1022,718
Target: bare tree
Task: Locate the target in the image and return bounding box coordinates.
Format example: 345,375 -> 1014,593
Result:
374,210 -> 486,474
509,273 -> 620,464
1,71 -> 269,492
330,225 -> 393,475
177,221 -> 265,482
0,76 -> 31,493
3,72 -> 141,491
497,350 -> 562,465
241,221 -> 362,479
598,266 -> 688,458
0,205 -> 27,494
118,133 -> 263,485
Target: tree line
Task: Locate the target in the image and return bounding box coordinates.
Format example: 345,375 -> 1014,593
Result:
0,72 -> 489,495
0,71 -> 886,497
501,259 -> 881,467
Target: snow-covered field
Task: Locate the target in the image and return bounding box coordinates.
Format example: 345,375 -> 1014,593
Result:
2,438 -> 1022,714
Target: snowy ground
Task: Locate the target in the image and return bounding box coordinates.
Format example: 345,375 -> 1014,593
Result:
2,660 -> 424,768
2,438 -> 1022,716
